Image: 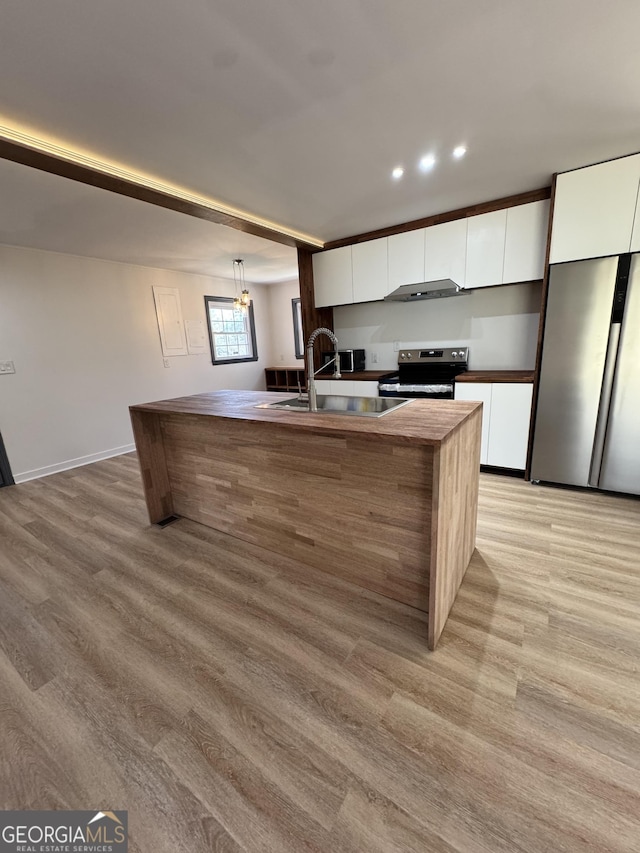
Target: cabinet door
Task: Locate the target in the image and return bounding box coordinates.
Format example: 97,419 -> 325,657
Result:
329,380 -> 354,396
454,383 -> 491,465
313,246 -> 353,307
388,229 -> 425,288
352,238 -> 388,303
550,154 -> 640,263
503,200 -> 549,284
351,380 -> 379,398
487,384 -> 533,470
314,380 -> 333,395
465,209 -> 507,288
424,219 -> 467,286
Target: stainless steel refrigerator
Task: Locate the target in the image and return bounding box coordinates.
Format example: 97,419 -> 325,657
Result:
531,254 -> 640,496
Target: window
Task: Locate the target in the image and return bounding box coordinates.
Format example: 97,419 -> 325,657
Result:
204,296 -> 258,364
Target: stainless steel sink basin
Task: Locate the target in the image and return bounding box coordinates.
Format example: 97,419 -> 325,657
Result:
256,394 -> 413,418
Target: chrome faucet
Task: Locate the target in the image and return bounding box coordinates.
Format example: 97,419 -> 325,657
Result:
306,327 -> 341,412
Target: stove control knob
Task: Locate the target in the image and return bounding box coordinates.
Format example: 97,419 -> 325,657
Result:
452,351 -> 458,357
400,352 -> 406,359
406,352 -> 412,359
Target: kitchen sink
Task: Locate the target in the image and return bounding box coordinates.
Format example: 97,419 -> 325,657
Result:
256,394 -> 413,418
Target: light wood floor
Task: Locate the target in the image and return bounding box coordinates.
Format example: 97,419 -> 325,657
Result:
0,454 -> 639,852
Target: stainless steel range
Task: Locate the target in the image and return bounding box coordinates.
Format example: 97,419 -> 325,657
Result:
378,347 -> 469,399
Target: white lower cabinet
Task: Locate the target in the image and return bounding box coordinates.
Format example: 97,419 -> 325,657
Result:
314,379 -> 339,395
454,382 -> 533,469
454,384 -> 492,464
315,379 -> 378,397
351,380 -> 379,397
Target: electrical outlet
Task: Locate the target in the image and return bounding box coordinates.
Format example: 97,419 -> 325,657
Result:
0,360 -> 15,374
371,352 -> 378,364
393,341 -> 400,352
163,358 -> 170,368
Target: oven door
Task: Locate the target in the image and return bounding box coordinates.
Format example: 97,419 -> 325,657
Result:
378,378 -> 454,399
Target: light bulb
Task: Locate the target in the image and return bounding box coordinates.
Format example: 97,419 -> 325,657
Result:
392,166 -> 404,180
419,154 -> 436,172
453,146 -> 467,159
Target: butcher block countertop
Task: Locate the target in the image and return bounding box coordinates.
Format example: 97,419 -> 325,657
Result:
130,389 -> 481,447
456,370 -> 535,383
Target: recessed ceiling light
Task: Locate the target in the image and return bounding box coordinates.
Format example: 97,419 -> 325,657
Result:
419,154 -> 436,172
453,146 -> 467,159
392,166 -> 404,180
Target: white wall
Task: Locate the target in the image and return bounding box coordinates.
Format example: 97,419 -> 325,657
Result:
0,244 -> 273,482
264,278 -> 302,366
334,282 -> 542,371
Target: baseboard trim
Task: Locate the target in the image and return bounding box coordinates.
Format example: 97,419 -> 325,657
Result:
14,444 -> 136,484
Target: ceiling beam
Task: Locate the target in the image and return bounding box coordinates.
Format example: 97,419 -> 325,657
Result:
0,133 -> 323,250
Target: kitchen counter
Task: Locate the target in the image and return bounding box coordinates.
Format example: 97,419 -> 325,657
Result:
457,370 -> 534,383
130,390 -> 482,649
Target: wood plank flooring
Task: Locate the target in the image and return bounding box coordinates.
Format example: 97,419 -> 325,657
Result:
0,454 -> 639,852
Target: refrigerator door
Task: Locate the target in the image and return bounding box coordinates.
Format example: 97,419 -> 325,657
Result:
531,257 -> 618,487
598,254 -> 640,494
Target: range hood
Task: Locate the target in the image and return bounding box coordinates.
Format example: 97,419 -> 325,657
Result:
383,279 -> 468,302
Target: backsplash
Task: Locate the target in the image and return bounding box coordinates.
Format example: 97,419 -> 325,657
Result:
334,281 -> 542,371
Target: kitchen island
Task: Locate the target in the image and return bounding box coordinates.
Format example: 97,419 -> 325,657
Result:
130,390 -> 482,649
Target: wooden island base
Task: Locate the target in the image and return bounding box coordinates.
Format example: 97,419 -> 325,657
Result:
130,391 -> 482,649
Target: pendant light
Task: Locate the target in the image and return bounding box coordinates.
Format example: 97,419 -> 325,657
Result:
232,258 -> 250,310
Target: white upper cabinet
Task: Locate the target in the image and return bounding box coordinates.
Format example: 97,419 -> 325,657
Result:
465,209 -> 507,289
352,237 -> 389,303
313,246 -> 353,307
424,219 -> 467,286
550,154 -> 640,264
388,229 -> 426,288
314,201 -> 549,307
503,200 -> 549,283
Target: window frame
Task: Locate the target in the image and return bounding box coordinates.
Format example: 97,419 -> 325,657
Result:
204,295 -> 259,365
292,297 -> 304,359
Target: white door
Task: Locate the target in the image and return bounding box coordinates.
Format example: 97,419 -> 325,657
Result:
503,200 -> 549,284
454,383 -> 492,464
313,246 -> 353,307
550,154 -> 640,263
486,383 -> 533,469
424,219 -> 467,286
465,210 -> 507,288
352,238 -> 388,303
388,229 -> 426,288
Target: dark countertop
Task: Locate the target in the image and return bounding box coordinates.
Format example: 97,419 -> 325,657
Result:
316,370 -> 392,381
456,371 -> 535,383
321,369 -> 535,383
130,389 -> 482,447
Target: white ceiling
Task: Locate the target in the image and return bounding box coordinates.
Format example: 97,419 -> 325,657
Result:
0,157 -> 299,282
1,0 -> 640,272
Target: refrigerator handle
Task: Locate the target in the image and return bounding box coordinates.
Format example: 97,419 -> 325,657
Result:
588,324 -> 621,487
